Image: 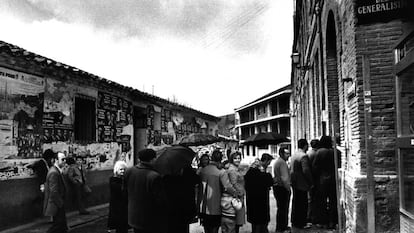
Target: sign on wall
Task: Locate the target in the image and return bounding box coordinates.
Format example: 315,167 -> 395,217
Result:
355,0 -> 410,24
0,66 -> 44,180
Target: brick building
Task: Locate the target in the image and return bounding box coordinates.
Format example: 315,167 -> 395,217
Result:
291,0 -> 413,232
0,40 -> 219,230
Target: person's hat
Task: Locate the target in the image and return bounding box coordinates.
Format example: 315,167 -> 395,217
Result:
138,149 -> 156,162
43,149 -> 56,160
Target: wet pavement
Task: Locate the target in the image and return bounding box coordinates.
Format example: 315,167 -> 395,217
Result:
1,192 -> 338,233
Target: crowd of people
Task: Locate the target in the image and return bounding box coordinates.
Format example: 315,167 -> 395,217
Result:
272,136 -> 340,232
106,135 -> 339,233
31,135 -> 340,233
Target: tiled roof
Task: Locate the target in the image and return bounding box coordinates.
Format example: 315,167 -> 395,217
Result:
0,40 -> 218,121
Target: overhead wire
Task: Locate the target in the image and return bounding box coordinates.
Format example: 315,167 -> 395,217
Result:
202,2 -> 269,49
202,3 -> 263,47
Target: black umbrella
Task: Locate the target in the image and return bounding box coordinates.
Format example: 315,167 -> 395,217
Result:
153,145 -> 196,175
174,133 -> 220,146
243,132 -> 289,146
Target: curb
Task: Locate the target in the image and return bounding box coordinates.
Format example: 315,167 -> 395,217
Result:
0,203 -> 109,233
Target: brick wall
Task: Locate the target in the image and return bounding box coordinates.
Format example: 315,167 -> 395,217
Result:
293,0 -> 410,232
354,20 -> 404,232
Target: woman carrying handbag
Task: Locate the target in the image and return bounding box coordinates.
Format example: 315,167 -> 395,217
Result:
220,152 -> 246,233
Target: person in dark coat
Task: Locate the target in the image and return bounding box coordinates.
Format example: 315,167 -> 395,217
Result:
244,154 -> 274,233
312,135 -> 340,229
290,139 -> 313,229
307,139 -> 320,224
164,165 -> 200,233
125,149 -> 167,233
44,152 -> 67,233
27,149 -> 56,219
66,155 -> 90,215
28,149 -> 56,193
108,160 -> 129,233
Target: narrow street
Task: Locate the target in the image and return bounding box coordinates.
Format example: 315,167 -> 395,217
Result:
72,193 -> 337,233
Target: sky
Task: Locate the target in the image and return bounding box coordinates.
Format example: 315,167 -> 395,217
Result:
0,0 -> 293,117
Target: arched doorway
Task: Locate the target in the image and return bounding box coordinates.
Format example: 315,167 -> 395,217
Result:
325,11 -> 340,137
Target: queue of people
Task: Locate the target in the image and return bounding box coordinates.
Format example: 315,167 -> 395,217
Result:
271,136 -> 340,232
33,135 -> 339,233
107,136 -> 339,233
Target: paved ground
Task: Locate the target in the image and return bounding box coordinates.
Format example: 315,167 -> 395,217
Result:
73,191 -> 337,233
189,191 -> 337,233
2,192 -> 338,233
0,204 -> 108,233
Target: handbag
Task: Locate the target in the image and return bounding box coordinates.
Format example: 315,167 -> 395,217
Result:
231,198 -> 242,211
220,195 -> 236,217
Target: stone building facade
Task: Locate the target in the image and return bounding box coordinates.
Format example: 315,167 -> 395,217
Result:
291,0 -> 413,232
0,40 -> 219,230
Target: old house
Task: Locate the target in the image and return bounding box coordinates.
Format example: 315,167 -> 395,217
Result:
0,40 -> 219,230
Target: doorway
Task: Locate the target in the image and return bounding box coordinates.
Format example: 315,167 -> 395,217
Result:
133,106 -> 147,165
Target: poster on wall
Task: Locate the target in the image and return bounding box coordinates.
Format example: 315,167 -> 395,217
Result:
97,92 -> 132,143
0,66 -> 44,180
96,92 -> 133,166
43,142 -> 121,171
43,78 -> 77,143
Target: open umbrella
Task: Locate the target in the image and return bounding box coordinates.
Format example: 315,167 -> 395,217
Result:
153,145 -> 196,175
174,133 -> 220,146
243,132 -> 289,146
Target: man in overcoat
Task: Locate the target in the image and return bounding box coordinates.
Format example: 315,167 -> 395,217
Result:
125,148 -> 167,233
312,135 -> 340,229
244,154 -> 274,233
290,139 -> 313,229
67,155 -> 89,214
44,152 -> 67,233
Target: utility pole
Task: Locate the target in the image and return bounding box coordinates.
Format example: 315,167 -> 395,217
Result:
363,55 -> 375,233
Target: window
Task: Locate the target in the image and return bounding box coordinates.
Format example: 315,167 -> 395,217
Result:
258,124 -> 267,133
279,96 -> 290,114
74,96 -> 96,141
398,68 -> 414,136
400,149 -> 414,216
240,110 -> 250,123
279,119 -> 290,136
271,100 -> 279,115
397,65 -> 414,217
258,104 -> 266,115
